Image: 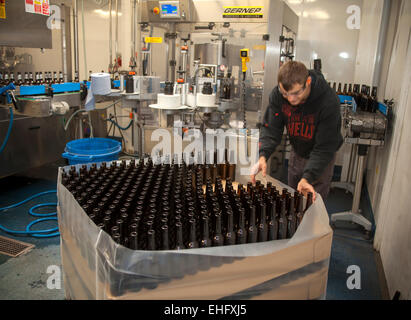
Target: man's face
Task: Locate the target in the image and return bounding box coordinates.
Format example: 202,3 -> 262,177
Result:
279,77 -> 311,106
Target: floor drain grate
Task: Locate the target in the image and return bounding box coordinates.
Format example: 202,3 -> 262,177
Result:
0,235 -> 35,257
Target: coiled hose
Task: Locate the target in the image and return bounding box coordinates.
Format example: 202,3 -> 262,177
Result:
0,190 -> 59,238
0,106 -> 13,154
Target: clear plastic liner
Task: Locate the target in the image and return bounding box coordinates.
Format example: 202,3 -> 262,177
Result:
57,161 -> 333,300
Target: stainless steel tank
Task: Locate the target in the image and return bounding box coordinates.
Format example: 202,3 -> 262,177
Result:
193,43 -> 242,69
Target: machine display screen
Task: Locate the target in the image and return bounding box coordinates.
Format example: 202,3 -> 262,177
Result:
160,3 -> 179,18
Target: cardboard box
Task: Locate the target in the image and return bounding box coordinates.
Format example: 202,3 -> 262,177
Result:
57,162 -> 332,300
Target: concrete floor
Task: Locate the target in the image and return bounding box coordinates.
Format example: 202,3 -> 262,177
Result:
0,159 -> 389,300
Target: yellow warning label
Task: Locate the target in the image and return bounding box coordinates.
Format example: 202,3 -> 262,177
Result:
145,37 -> 163,44
253,45 -> 266,50
0,0 -> 6,19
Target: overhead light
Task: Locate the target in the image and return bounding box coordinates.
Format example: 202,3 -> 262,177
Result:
94,9 -> 122,17
312,52 -> 318,60
339,52 -> 349,59
301,10 -> 330,20
311,10 -> 330,19
288,0 -> 316,4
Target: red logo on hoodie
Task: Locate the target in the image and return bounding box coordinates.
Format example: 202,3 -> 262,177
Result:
282,103 -> 315,140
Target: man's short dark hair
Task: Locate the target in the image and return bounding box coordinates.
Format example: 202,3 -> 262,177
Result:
278,61 -> 309,91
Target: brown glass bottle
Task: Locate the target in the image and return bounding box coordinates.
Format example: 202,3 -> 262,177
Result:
247,204 -> 257,243
287,196 -> 297,238
348,84 -> 353,96
112,233 -> 121,244
278,198 -> 287,239
296,193 -> 304,227
147,229 -> 156,250
224,210 -> 236,245
236,208 -> 247,244
369,86 -> 378,113
161,225 -> 170,250
343,83 -> 348,95
267,198 -> 278,240
29,72 -> 34,85
174,222 -> 185,249
352,84 -> 360,106
228,158 -> 236,181
129,231 -> 139,250
187,219 -> 199,248
200,216 -> 211,248
336,83 -> 342,95
212,212 -> 224,246
257,201 -> 267,242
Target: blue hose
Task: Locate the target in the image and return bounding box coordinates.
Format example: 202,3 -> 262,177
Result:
0,106 -> 13,154
0,190 -> 59,238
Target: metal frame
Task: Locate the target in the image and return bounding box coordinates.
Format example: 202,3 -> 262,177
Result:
261,0 -> 284,116
331,144 -> 372,232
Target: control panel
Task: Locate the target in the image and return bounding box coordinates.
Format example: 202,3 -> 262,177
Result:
159,1 -> 180,18
141,0 -> 194,23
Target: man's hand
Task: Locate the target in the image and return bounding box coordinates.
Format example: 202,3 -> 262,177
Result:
250,156 -> 267,184
297,178 -> 317,201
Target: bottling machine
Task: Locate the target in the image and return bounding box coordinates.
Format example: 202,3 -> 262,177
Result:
0,0 -> 298,178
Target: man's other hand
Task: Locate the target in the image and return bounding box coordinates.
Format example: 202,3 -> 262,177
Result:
297,178 -> 317,201
250,156 -> 267,184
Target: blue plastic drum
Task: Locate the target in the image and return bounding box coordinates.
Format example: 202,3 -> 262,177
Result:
62,138 -> 122,165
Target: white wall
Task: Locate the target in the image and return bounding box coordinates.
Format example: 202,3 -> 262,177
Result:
366,0 -> 401,221
285,0 -> 362,84
353,0 -> 384,85
285,0 -> 379,173
370,0 -> 411,299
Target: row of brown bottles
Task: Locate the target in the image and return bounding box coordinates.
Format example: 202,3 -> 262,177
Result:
61,158 -> 313,251
0,71 -> 68,86
329,81 -> 379,113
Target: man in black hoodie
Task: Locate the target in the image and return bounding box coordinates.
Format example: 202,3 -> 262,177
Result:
251,61 -> 343,201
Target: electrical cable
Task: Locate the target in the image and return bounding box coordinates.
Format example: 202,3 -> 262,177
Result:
113,105 -> 126,148
106,118 -> 133,130
0,106 -> 13,154
107,120 -> 114,136
0,190 -> 59,238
